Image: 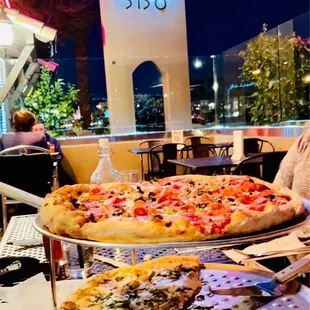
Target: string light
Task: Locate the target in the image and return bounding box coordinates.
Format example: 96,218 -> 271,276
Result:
0,58 -> 7,134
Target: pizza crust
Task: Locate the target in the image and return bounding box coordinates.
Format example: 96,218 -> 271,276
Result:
80,217 -> 208,243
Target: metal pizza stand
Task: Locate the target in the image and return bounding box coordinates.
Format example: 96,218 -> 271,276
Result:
33,210 -> 309,309
0,182 -> 309,310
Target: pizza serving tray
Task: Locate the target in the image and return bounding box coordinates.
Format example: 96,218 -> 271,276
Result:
193,263 -> 310,309
33,211 -> 309,249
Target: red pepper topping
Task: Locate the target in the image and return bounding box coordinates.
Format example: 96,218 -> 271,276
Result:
133,207 -> 148,217
90,188 -> 101,195
112,197 -> 126,205
240,196 -> 254,204
252,183 -> 269,192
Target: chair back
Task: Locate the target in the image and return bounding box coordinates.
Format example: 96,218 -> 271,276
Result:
261,151 -> 287,182
140,140 -> 164,175
234,151 -> 287,182
139,139 -> 164,148
244,138 -> 261,155
185,136 -> 211,146
0,145 -> 53,197
181,144 -> 210,159
150,143 -> 185,178
244,138 -> 275,155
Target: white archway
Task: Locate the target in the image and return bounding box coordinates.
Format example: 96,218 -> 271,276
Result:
100,0 -> 192,134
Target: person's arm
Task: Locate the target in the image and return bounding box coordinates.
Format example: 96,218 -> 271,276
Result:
273,136 -> 301,188
34,134 -> 49,150
55,139 -> 63,159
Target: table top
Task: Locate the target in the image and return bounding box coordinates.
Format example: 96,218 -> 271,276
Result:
168,155 -> 241,169
129,142 -> 232,155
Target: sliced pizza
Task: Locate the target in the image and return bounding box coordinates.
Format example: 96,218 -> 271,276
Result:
59,256 -> 202,310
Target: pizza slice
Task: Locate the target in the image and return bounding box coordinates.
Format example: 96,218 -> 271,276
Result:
60,256 -> 201,310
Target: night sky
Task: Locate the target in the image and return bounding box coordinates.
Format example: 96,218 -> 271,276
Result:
55,0 -> 310,98
185,0 -> 309,56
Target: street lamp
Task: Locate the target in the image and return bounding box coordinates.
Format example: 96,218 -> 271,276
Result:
210,55 -> 218,123
0,5 -> 13,47
194,58 -> 203,69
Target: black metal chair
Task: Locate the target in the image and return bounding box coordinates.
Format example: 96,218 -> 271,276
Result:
244,138 -> 275,155
233,151 -> 287,182
185,136 -> 211,146
140,139 -> 164,180
149,143 -> 186,179
0,145 -> 55,229
181,144 -> 212,158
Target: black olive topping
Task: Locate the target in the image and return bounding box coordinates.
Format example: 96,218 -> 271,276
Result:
151,197 -> 157,202
269,194 -> 276,200
165,222 -> 172,227
70,198 -> 79,208
165,182 -> 171,186
148,192 -> 155,197
135,197 -> 145,202
153,215 -> 163,220
188,181 -> 195,186
136,186 -> 144,194
228,197 -> 235,202
112,210 -> 124,216
249,178 -> 254,183
89,214 -> 96,222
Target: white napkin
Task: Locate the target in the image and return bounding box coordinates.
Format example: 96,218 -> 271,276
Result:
0,273 -> 83,310
242,233 -> 306,255
224,233 -> 309,267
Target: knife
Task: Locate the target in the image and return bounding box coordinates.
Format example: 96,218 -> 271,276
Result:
211,253 -> 310,297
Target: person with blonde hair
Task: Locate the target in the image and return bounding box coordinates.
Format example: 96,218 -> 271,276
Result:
0,110 -> 48,150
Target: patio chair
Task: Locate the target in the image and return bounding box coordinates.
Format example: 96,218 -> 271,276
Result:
149,143 -> 186,179
185,136 -> 211,146
233,151 -> 287,182
0,145 -> 55,229
140,139 -> 164,180
244,138 -> 275,155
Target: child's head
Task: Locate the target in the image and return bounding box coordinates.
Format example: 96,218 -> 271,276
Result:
32,122 -> 46,134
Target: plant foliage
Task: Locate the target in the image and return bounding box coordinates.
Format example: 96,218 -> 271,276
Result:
24,67 -> 79,134
239,24 -> 310,125
134,94 -> 165,131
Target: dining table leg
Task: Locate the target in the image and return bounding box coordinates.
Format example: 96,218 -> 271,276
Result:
140,154 -> 145,180
49,238 -> 57,310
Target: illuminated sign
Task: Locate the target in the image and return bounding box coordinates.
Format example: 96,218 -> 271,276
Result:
125,0 -> 167,11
